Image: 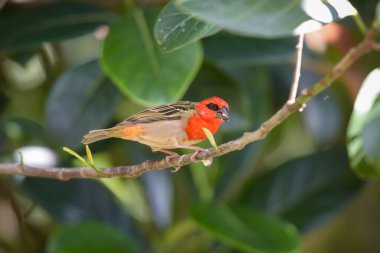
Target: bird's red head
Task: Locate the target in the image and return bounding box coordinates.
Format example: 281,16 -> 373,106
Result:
196,97 -> 229,123
185,97 -> 229,141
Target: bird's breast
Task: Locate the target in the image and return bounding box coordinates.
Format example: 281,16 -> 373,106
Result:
184,113 -> 221,141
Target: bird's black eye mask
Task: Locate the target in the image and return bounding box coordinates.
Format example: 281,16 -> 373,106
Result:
206,103 -> 220,111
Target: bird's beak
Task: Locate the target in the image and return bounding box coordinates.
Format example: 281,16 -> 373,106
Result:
217,107 -> 229,121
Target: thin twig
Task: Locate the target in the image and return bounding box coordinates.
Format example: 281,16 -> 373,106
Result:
0,25 -> 378,180
288,33 -> 304,103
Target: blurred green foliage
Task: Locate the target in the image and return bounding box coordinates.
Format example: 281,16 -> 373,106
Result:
1,0 -> 380,253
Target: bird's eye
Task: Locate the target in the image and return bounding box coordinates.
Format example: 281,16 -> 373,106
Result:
206,103 -> 219,111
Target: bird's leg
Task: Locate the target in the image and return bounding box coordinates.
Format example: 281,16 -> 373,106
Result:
169,138 -> 206,162
175,145 -> 213,167
178,145 -> 205,161
151,147 -> 178,157
151,147 -> 181,172
151,137 -> 211,172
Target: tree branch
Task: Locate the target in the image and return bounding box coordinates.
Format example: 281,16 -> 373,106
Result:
0,25 -> 378,180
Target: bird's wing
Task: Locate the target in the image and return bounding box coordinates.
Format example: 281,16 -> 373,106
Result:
119,101 -> 197,124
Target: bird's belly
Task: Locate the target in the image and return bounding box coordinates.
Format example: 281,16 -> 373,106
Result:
134,120 -> 202,149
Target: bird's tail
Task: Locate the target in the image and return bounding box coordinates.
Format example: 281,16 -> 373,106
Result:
82,125 -> 125,145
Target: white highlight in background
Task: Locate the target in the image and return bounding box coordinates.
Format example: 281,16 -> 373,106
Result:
14,146 -> 58,167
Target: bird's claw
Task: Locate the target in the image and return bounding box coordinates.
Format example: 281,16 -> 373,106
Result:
201,157 -> 213,166
164,154 -> 176,163
190,149 -> 212,167
164,154 -> 182,172
154,145 -> 210,172
170,166 -> 182,172
190,148 -> 207,162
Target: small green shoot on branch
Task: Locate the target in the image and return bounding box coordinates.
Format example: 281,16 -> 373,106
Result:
202,127 -> 221,152
63,146 -> 104,175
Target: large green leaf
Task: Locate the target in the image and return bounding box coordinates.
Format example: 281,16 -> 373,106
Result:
0,2 -> 115,53
3,118 -> 52,148
101,8 -> 202,107
244,149 -> 361,232
47,222 -> 144,253
204,34 -> 296,66
21,178 -> 135,234
304,96 -> 343,144
192,203 -> 300,253
175,0 -> 357,37
46,60 -> 121,148
347,68 -> 380,178
154,2 -> 221,52
362,106 -> 380,166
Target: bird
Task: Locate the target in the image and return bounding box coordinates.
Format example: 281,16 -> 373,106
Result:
82,97 -> 229,164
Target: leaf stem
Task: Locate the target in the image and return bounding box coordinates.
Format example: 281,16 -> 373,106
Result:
352,13 -> 368,35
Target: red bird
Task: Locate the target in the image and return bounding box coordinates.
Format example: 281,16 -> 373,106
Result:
82,97 -> 229,160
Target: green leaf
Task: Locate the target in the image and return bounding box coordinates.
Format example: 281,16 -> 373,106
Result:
47,222 -> 144,253
244,149 -> 361,232
154,2 -> 221,52
46,60 -> 121,148
204,34 -> 296,66
0,2 -> 115,53
62,147 -> 87,165
304,95 -> 343,144
21,179 -> 134,232
85,144 -> 95,166
347,68 -> 380,178
175,0 -> 357,37
3,118 -> 50,144
192,203 -> 300,253
62,146 -> 104,175
202,127 -> 220,152
301,70 -> 344,145
102,8 -> 202,107
362,106 -> 380,165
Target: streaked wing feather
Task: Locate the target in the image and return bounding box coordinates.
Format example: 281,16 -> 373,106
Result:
121,101 -> 196,124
